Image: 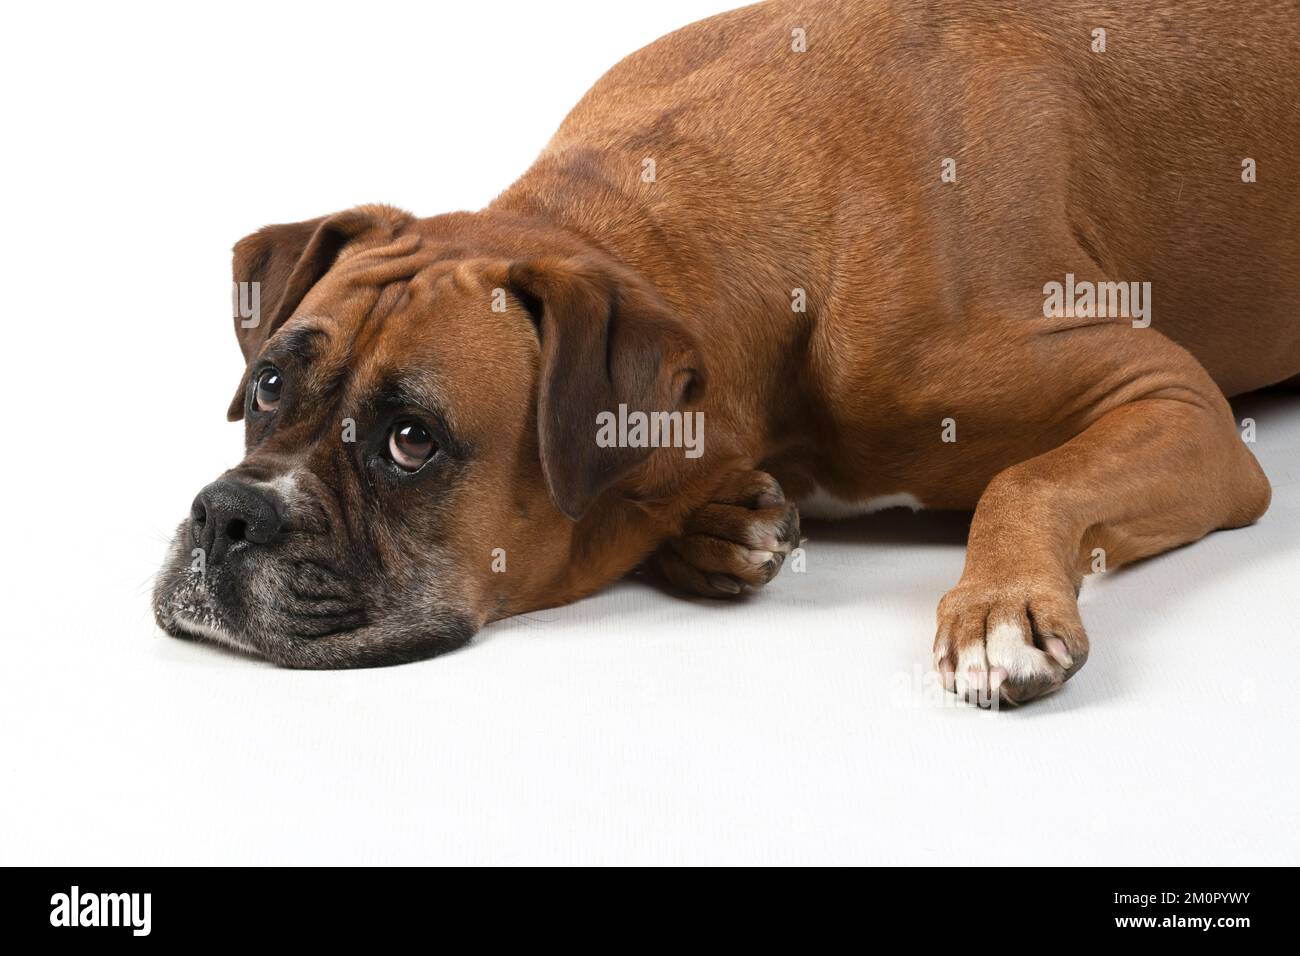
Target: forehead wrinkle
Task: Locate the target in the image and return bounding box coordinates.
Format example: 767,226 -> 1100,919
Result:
309,235 -> 428,361
331,281 -> 436,416
407,261 -> 536,344
339,235 -> 429,289
340,278 -> 411,381
405,257 -> 487,306
280,285 -> 404,416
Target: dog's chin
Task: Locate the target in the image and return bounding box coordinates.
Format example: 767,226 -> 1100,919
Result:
152,529 -> 478,669
161,610 -> 266,660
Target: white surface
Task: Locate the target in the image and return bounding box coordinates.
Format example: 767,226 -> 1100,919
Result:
2,0 -> 1298,866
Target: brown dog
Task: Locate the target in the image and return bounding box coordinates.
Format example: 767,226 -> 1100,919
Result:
153,0 -> 1299,704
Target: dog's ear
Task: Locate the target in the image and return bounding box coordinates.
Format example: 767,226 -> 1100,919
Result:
499,256 -> 706,521
227,205 -> 411,420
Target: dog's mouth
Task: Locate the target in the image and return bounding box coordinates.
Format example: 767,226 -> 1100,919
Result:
152,525 -> 477,669
152,556 -> 364,660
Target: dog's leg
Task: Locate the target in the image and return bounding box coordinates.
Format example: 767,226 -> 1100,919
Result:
655,470 -> 801,597
932,324 -> 1271,707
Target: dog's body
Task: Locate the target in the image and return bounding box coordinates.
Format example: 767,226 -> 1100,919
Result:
155,0 -> 1299,703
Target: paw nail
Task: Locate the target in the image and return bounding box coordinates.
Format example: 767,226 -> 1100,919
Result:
747,549 -> 774,565
709,574 -> 742,594
1042,636 -> 1073,668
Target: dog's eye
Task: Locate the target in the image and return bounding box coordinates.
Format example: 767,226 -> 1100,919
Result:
254,368 -> 283,412
388,421 -> 436,471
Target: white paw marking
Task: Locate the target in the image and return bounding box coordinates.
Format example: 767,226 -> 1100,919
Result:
796,487 -> 923,520
954,642 -> 989,697
984,621 -> 1055,681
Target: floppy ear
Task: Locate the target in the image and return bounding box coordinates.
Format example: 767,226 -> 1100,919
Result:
501,256 -> 706,521
226,205 -> 411,420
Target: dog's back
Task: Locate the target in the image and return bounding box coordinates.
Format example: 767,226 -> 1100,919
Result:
503,0 -> 1300,395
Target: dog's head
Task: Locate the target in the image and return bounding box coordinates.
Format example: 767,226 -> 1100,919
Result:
153,205 -> 707,667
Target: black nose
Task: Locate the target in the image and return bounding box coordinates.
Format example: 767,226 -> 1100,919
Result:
190,480 -> 284,564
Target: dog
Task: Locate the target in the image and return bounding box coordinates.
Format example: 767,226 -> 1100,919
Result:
154,0 -> 1299,705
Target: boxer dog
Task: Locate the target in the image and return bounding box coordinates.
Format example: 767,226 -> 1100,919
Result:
154,0 -> 1299,705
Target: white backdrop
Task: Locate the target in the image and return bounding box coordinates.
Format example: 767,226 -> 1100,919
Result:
2,0 -> 1297,865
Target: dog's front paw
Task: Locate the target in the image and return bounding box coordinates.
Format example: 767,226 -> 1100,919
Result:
932,579 -> 1089,707
655,470 -> 800,598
